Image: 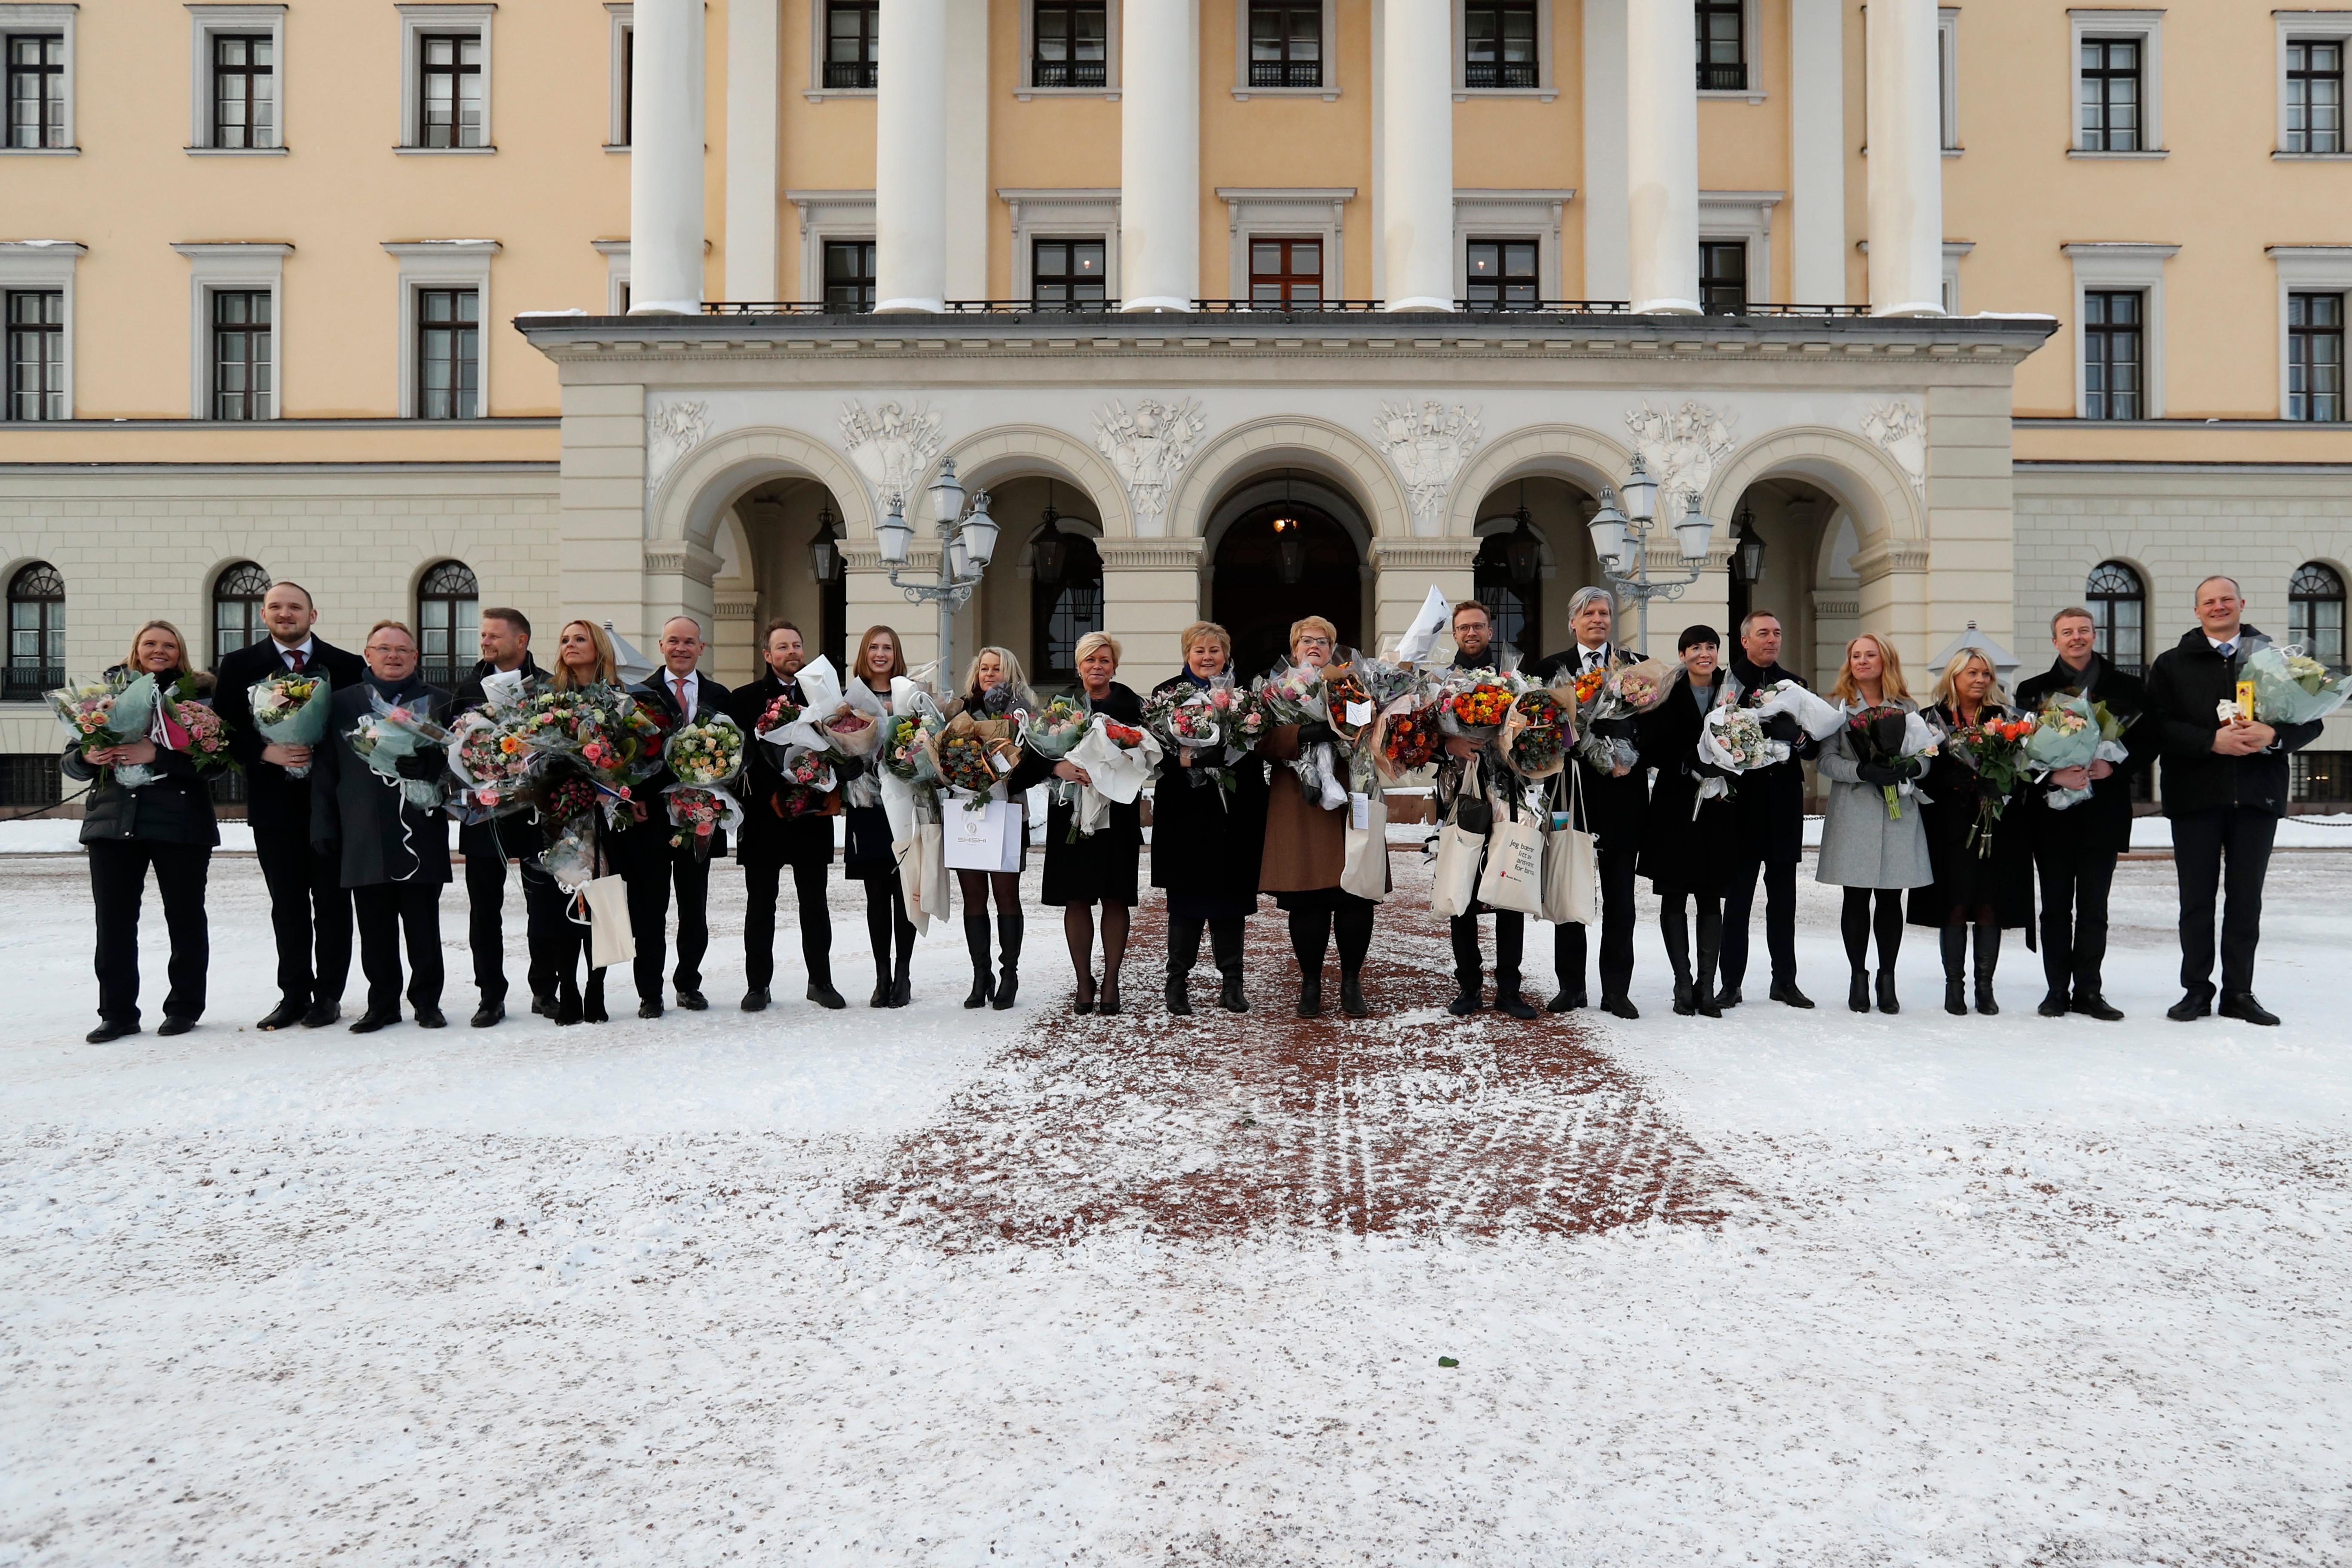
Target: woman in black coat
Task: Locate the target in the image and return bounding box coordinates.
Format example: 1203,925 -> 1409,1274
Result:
1909,649 -> 2036,1016
1020,630 -> 1146,1015
65,622 -> 220,1044
1633,626 -> 1740,1017
1148,620 -> 1269,1015
843,625 -> 917,1008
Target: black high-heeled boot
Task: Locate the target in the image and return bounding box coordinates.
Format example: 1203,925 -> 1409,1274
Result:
1973,924 -> 2002,1015
990,916 -> 1022,1011
554,974 -> 583,1026
962,915 -> 994,1009
1875,968 -> 1900,1016
1941,925 -> 1968,1016
1694,907 -> 1723,1019
583,969 -> 609,1023
1848,969 -> 1871,1014
1210,919 -> 1248,1013
1165,919 -> 1201,1016
1662,911 -> 1695,1016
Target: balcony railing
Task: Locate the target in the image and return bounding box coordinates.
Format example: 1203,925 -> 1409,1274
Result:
1032,58 -> 1107,88
822,59 -> 876,89
1463,60 -> 1539,89
3,663 -> 61,704
1248,59 -> 1323,89
1698,61 -> 1748,91
689,299 -> 1880,319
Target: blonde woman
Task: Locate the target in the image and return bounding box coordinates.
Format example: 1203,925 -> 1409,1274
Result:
945,645 -> 1036,1009
1910,648 -> 2035,1016
1029,631 -> 1145,1014
533,619 -> 627,1024
1257,614 -> 1381,1018
1148,620 -> 1268,1014
1816,633 -> 1933,1014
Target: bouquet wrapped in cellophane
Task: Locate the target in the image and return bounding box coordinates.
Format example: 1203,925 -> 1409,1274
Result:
932,709 -> 1024,810
161,691 -> 233,776
2020,692 -> 2131,811
2244,643 -> 2349,726
1692,704 -> 1788,814
508,683 -> 669,827
1062,712 -> 1161,840
1941,711 -> 2038,856
1144,676 -> 1264,802
1021,693 -> 1092,815
1255,660 -> 1347,810
1434,672 -> 1517,745
247,671 -> 333,778
49,671 -> 162,788
1370,692 -> 1442,781
1842,702 -> 1941,820
347,689 -> 454,808
1501,687 -> 1570,779
662,711 -> 746,858
1570,657 -> 1675,774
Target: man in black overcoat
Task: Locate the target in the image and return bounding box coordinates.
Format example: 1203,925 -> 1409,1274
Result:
724,619 -> 846,1011
1435,600 -> 1538,1019
1531,586 -> 1646,1019
624,614 -> 732,1018
450,607 -> 549,1026
1717,610 -> 1818,1011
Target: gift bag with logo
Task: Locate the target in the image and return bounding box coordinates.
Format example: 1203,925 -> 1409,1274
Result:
1428,759 -> 1487,919
1476,790 -> 1547,917
579,873 -> 637,970
1341,789 -> 1391,902
1541,767 -> 1598,926
943,796 -> 1020,872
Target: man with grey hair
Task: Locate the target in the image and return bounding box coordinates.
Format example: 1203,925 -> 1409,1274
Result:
625,615 -> 733,1018
1533,587 -> 1646,1018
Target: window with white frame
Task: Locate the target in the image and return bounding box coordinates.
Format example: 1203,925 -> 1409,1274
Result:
1452,190 -> 1569,304
592,239 -> 630,313
786,190 -> 873,301
2278,14 -> 2352,156
3,6 -> 74,153
1241,0 -> 1330,93
0,239 -> 77,417
186,6 -> 284,153
1697,189 -> 1779,306
2290,561 -> 2347,668
1938,8 -> 1960,151
172,241 -> 285,420
1695,0 -> 1745,92
1002,189 -> 1121,301
384,239 -> 495,417
606,3 -> 631,147
1941,241 -> 1972,315
1217,187 -> 1353,301
2269,246 -> 2352,420
1463,0 -> 1538,89
397,5 -> 493,150
2065,242 -> 2173,418
2070,10 -> 2162,155
2085,560 -> 2147,673
1017,0 -> 1118,95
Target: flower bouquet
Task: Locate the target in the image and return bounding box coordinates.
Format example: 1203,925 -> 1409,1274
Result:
49,672 -> 162,788
1436,677 -> 1516,745
1256,662 -> 1348,810
1748,678 -> 1848,741
445,710 -> 533,820
883,710 -> 945,785
2019,692 -> 2125,811
1845,703 -> 1941,819
508,683 -> 667,824
1569,658 -> 1675,773
662,712 -> 746,858
1943,712 -> 2038,856
775,745 -> 839,819
1022,693 -> 1093,815
1371,695 -> 1442,780
1145,678 -> 1257,801
1693,704 -> 1790,814
161,693 -> 233,776
247,671 -> 333,778
1063,713 -> 1162,839
934,710 -> 1021,809
2243,643 -> 2349,725
348,691 -> 453,808
1501,687 -> 1569,779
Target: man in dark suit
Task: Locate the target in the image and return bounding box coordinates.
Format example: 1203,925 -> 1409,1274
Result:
213,579 -> 368,1029
1716,610 -> 1819,1011
309,620 -> 453,1033
725,619 -> 846,1011
450,607 -> 549,1028
2015,605 -> 2156,1020
625,614 -> 732,1018
1533,586 -> 1646,1019
2145,575 -> 2327,1026
1437,600 -> 1537,1020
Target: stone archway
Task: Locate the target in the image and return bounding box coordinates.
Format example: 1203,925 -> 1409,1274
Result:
1441,424 -> 1635,539
924,423 -> 1135,539
1165,416 -> 1411,544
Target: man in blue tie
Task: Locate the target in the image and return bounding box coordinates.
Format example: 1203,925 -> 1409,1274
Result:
2143,575 -> 2327,1025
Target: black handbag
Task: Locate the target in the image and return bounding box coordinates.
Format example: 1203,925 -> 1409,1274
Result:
1452,759 -> 1494,836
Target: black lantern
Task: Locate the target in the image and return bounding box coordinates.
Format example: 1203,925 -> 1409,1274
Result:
1730,506 -> 1766,587
1503,487 -> 1542,586
1032,483 -> 1072,588
808,503 -> 843,583
1271,472 -> 1306,585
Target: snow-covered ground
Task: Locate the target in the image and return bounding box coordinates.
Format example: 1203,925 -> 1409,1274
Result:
2,844 -> 2347,1564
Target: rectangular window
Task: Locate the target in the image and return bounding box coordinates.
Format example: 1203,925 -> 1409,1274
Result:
1696,0 -> 1745,92
1700,240 -> 1748,314
415,287 -> 478,419
419,33 -> 484,148
1032,238 -> 1107,308
6,32 -> 65,149
2289,291 -> 2345,423
4,289 -> 63,421
209,289 -> 270,420
1464,0 -> 1537,89
1033,0 -> 1107,88
1248,237 -> 1322,305
211,32 -> 273,148
1465,239 -> 1539,308
823,239 -> 876,312
2083,289 -> 2144,420
1249,2 -> 1322,89
2288,39 -> 2344,154
825,0 -> 878,89
2291,751 -> 2352,804
2079,36 -> 2141,152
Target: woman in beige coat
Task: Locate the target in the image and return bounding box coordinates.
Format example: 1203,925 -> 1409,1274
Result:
1258,615 -> 1384,1018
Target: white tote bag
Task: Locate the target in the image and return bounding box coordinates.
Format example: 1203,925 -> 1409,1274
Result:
942,797 -> 1020,873
1428,760 -> 1487,919
579,873 -> 636,970
917,820 -> 952,923
1540,768 -> 1598,926
1476,795 -> 1548,917
1340,790 -> 1391,902
894,833 -> 931,934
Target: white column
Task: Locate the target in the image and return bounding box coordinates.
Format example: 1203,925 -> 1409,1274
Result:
723,0 -> 779,303
1379,0 -> 1454,311
628,0 -> 705,314
1581,0 -> 1629,301
1625,0 -> 1699,314
1121,0 -> 1200,310
943,0 -> 992,302
1866,0 -> 1944,315
874,0 -> 947,313
1788,0 -> 1846,304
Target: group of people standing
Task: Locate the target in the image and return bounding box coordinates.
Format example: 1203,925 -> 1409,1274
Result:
69,572 -> 2321,1043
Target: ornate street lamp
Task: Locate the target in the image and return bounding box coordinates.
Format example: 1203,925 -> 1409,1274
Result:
807,503 -> 842,584
1032,484 -> 1072,588
1586,462 -> 1719,652
880,456 -> 998,678
1730,505 -> 1767,587
1503,489 -> 1542,585
1271,472 -> 1306,585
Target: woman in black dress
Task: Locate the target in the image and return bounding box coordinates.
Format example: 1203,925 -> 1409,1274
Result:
1910,648 -> 2035,1016
844,625 -> 917,1008
535,619 -> 628,1026
1148,620 -> 1269,1015
1633,625 -> 1739,1017
1029,631 -> 1145,1014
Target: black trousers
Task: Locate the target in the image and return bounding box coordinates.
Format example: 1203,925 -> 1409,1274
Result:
625,842 -> 711,1000
1720,854 -> 1798,991
1554,839 -> 1637,1001
89,839 -> 211,1026
253,824 -> 351,1007
352,881 -> 444,1014
2034,836 -> 2119,1001
466,840 -> 558,1004
1450,909 -> 1524,992
745,858 -> 833,989
2173,807 -> 2276,999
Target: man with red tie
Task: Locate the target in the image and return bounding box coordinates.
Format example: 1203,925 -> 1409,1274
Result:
624,615 -> 732,1018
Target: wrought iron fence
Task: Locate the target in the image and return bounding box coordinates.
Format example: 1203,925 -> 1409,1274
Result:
3,663 -> 62,704
1463,61 -> 1539,89
1032,59 -> 1107,88
689,299 -> 1884,321
1698,62 -> 1748,91
1248,60 -> 1323,88
822,60 -> 876,89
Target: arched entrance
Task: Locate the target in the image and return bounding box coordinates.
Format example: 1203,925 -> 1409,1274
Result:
1210,487 -> 1364,678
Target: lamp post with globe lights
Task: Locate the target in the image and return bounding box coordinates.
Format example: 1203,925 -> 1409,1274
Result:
1582,452 -> 1719,654
873,456 -> 1001,680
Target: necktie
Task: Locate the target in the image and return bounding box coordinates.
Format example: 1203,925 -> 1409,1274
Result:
2217,642 -> 2236,660
286,647 -> 306,672
1585,649 -> 1602,673
674,674 -> 690,714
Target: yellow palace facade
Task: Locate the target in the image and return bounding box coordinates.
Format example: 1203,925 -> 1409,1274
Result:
2,0 -> 2348,800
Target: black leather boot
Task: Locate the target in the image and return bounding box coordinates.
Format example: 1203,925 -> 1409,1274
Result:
1694,909 -> 1722,1020
554,974 -> 582,1026
962,915 -> 994,1009
991,916 -> 1022,1011
1338,969 -> 1369,1018
1972,923 -> 2002,1015
1662,913 -> 1695,1016
583,969 -> 609,1024
1875,968 -> 1900,1016
1848,969 -> 1870,1014
1165,919 -> 1201,1016
1210,919 -> 1248,1013
1297,971 -> 1323,1018
1941,925 -> 1968,1016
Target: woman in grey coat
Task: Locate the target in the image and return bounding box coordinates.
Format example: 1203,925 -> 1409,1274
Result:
1815,632 -> 1933,1015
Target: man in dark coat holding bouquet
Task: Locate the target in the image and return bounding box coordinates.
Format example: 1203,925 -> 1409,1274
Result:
1533,586 -> 1646,1018
724,619 -> 846,1011
450,608 -> 548,1028
625,615 -> 732,1019
1716,610 -> 1819,1010
310,620 -> 452,1033
2144,575 -> 2328,1026
1436,600 -> 1536,1020
2015,605 -> 2155,1020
